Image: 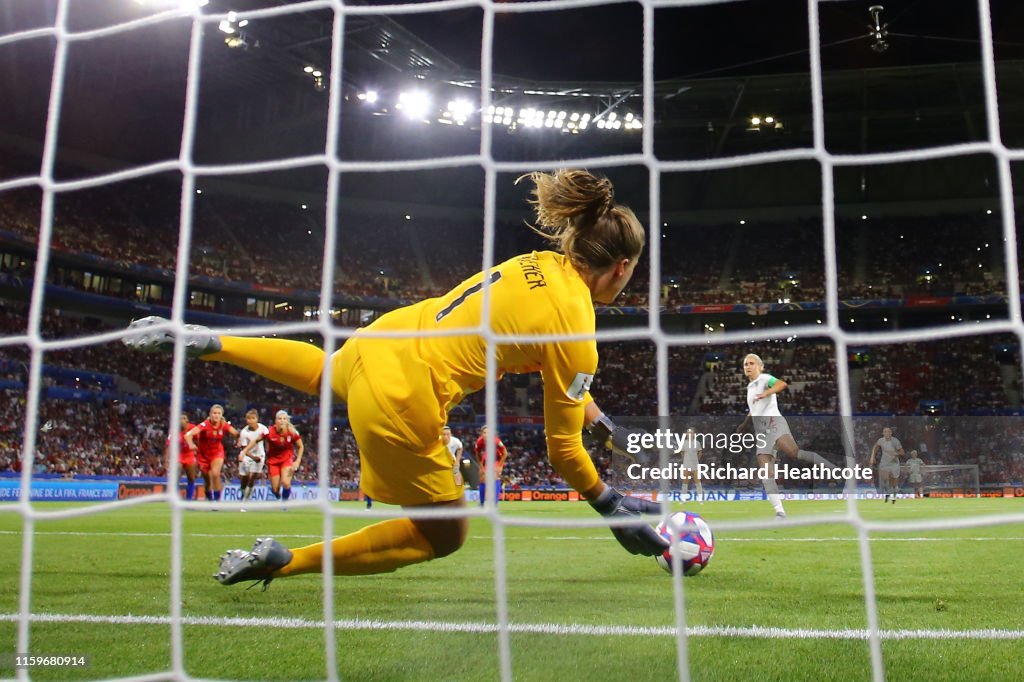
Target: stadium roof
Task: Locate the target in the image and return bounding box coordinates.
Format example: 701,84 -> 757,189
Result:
0,0 -> 1021,212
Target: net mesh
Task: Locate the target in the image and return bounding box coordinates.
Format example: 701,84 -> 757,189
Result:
919,464 -> 982,498
2,1 -> 1024,681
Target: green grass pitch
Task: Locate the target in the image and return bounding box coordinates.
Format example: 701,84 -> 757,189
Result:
0,498 -> 1022,681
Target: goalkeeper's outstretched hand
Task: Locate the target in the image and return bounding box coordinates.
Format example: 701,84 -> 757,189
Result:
123,316 -> 222,357
589,487 -> 669,556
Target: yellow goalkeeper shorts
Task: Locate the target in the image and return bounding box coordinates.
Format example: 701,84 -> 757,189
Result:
333,338 -> 462,506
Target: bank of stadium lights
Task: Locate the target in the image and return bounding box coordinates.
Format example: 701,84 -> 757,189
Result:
441,99 -> 474,126
302,65 -> 325,91
481,106 -> 640,134
218,11 -> 252,49
350,93 -> 640,133
748,115 -> 783,132
396,91 -> 432,121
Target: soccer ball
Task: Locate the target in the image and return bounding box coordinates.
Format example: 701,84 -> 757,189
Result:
655,511 -> 714,576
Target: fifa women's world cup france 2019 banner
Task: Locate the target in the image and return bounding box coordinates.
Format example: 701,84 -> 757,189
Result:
0,480 -> 119,501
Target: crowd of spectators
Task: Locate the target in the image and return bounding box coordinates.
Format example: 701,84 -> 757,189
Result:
0,187 -> 1011,315
1,179 -> 1021,489
856,336 -> 1014,414
837,213 -> 1004,299
2,301 -> 1021,486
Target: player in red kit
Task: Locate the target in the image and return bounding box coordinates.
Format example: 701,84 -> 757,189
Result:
241,410 -> 304,507
474,426 -> 508,506
184,404 -> 239,505
165,413 -> 199,500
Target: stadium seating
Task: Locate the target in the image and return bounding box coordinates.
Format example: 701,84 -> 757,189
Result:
0,188 -> 1010,313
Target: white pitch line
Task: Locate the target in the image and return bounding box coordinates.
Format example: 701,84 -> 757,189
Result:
2,530 -> 1024,542
0,528 -> 323,540
0,612 -> 1021,641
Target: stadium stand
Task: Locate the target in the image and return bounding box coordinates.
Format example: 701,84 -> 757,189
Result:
2,295 -> 1021,486
0,188 -> 1011,316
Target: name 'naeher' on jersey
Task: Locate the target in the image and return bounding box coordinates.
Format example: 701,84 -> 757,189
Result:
352,251 -> 599,494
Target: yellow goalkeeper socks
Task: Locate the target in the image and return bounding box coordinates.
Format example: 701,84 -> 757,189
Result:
275,518 -> 436,577
203,336 -> 327,395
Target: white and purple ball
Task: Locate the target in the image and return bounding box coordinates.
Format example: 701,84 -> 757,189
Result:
655,511 -> 714,576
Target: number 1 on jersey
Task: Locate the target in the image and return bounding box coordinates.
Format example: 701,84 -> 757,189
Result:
435,271 -> 503,323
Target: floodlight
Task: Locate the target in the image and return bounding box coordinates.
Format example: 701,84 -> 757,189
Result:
398,91 -> 432,119
448,99 -> 474,121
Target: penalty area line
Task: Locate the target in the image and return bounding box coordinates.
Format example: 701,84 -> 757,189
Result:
1,613 -> 1021,641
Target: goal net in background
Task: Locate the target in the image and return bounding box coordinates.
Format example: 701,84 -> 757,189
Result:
1,0 -> 1024,681
920,465 -> 981,498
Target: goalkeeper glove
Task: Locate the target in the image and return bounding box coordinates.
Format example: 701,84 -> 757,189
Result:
123,316 -> 222,357
589,487 -> 669,556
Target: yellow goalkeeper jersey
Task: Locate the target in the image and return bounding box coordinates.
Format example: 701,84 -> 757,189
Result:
351,250 -> 600,494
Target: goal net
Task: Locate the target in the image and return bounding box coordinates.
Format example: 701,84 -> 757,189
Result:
2,0 -> 1023,681
918,465 -> 981,498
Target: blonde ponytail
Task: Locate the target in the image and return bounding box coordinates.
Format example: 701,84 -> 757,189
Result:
519,169 -> 645,271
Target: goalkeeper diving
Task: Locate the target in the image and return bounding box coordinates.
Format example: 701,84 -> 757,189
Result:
124,169 -> 668,588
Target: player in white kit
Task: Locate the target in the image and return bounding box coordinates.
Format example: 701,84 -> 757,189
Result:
870,427 -> 904,504
236,409 -> 269,505
676,427 -> 704,502
904,449 -> 925,498
442,426 -> 465,487
737,353 -> 842,519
